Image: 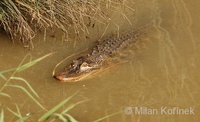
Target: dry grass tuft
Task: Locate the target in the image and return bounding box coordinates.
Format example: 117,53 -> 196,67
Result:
0,0 -> 124,48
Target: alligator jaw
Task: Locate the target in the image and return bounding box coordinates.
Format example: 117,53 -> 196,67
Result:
54,74 -> 78,82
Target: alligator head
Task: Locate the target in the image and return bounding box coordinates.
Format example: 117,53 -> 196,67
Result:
54,56 -> 100,82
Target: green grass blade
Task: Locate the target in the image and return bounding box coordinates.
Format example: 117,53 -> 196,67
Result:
65,114 -> 78,122
0,53 -> 52,93
16,53 -> 52,73
7,104 -> 32,122
15,114 -> 32,122
38,91 -> 79,122
0,73 -> 7,81
15,104 -> 22,118
93,111 -> 123,122
10,77 -> 39,98
7,107 -> 20,118
0,109 -> 4,122
0,11 -> 4,21
0,68 -> 16,74
53,113 -> 67,122
0,14 -> 2,20
61,99 -> 89,114
7,85 -> 46,111
0,92 -> 11,98
0,53 -> 51,75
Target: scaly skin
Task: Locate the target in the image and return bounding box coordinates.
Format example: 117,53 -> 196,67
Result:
54,24 -> 152,82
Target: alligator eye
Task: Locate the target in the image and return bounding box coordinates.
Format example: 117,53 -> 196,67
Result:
80,62 -> 93,72
81,62 -> 88,67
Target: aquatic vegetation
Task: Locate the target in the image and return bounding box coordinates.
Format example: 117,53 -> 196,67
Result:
0,54 -> 50,121
0,53 -> 81,121
0,54 -> 121,121
38,91 -> 87,122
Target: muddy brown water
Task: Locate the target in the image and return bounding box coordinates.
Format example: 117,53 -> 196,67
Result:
0,0 -> 200,122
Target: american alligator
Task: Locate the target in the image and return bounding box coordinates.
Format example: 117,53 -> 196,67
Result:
54,24 -> 152,82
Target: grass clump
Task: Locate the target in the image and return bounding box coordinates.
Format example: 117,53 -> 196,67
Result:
38,91 -> 88,122
0,54 -> 49,121
0,0 -> 118,48
0,54 -> 122,121
0,53 -> 80,121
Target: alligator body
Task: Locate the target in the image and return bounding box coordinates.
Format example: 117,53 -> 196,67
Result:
54,25 -> 151,82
